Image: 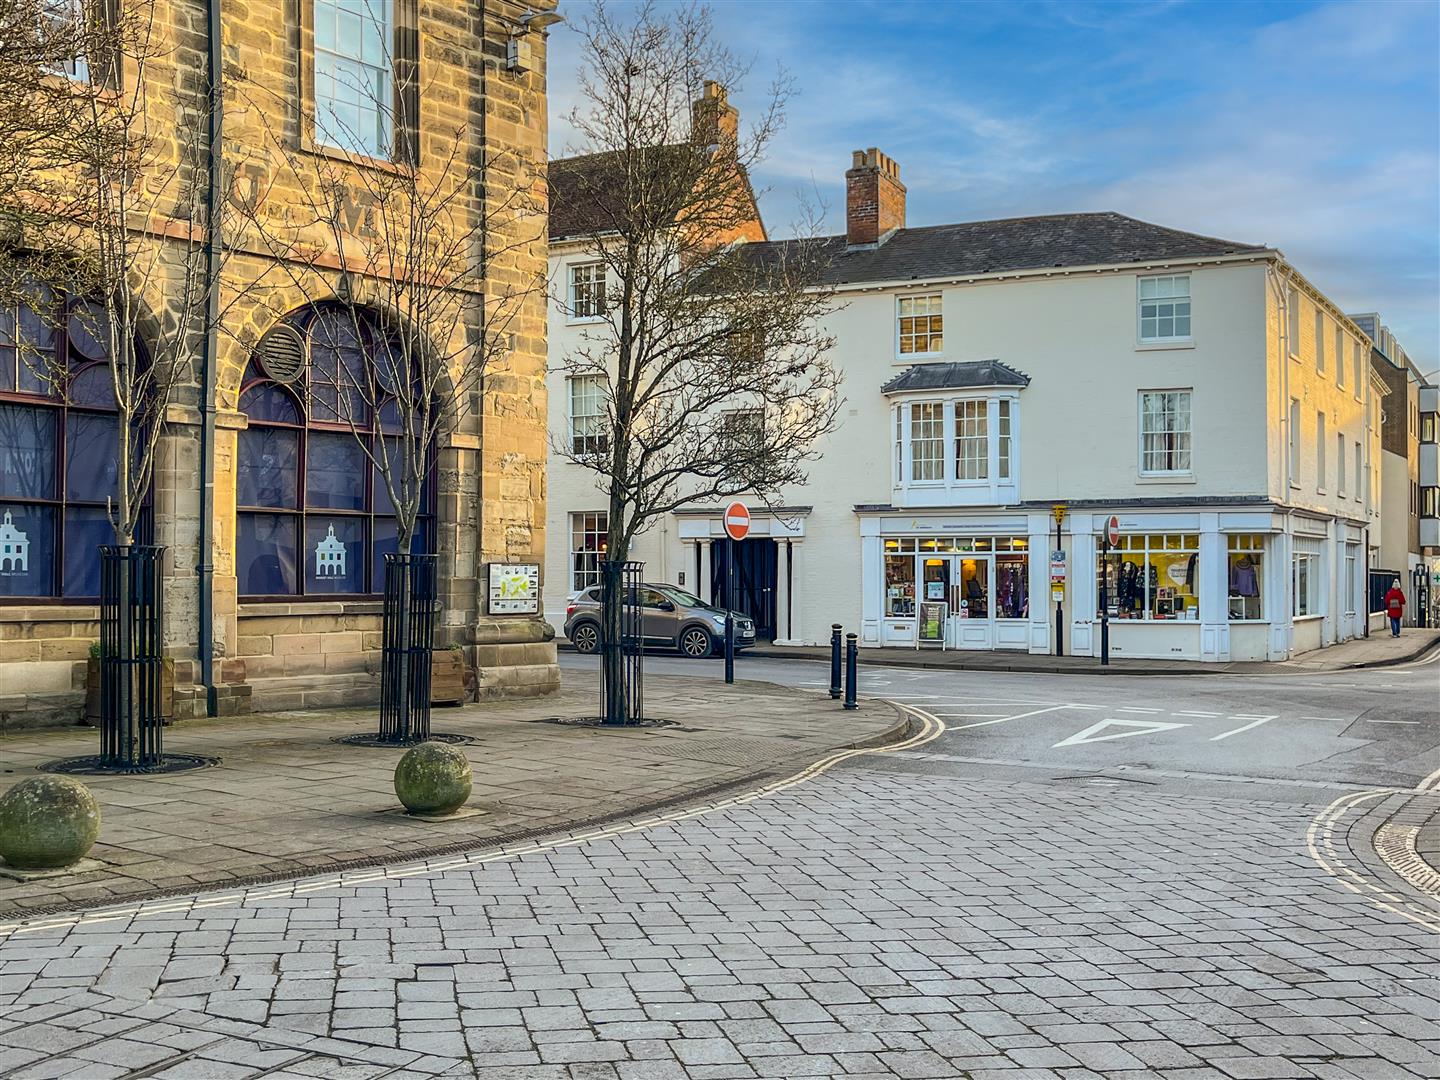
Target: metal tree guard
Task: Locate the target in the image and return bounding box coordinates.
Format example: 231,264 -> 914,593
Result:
44,545 -> 218,776
599,559 -> 644,725
377,552 -> 438,744
99,545 -> 165,768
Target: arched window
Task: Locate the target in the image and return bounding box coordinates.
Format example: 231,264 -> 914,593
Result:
236,304 -> 433,598
0,290 -> 124,599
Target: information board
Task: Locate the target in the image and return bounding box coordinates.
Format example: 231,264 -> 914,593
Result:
488,563 -> 540,614
918,601 -> 947,643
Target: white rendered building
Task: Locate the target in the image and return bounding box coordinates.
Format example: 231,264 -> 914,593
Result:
544,146 -> 1385,662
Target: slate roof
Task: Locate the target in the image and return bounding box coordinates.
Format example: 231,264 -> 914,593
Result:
881,360 -> 1031,395
735,212 -> 1267,285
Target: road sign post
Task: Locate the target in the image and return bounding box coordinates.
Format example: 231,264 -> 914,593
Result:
1051,504 -> 1067,658
1100,515 -> 1119,666
722,502 -> 750,685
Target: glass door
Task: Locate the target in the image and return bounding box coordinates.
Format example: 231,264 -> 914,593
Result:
948,556 -> 994,649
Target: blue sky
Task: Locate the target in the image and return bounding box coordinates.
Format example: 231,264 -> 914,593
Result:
547,1 -> 1440,373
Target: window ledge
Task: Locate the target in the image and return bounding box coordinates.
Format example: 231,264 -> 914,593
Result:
895,353 -> 944,363
239,599 -> 390,618
0,603 -> 101,622
1294,614 -> 1324,622
1136,473 -> 1196,484
1136,340 -> 1195,351
297,133 -> 413,177
566,316 -> 609,326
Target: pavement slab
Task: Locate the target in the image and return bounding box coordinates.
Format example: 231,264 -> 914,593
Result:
0,675 -> 902,918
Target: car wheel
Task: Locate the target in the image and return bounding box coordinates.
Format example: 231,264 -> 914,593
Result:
679,626 -> 714,658
571,622 -> 600,654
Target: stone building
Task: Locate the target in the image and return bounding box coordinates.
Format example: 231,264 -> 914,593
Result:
1,0 -> 559,729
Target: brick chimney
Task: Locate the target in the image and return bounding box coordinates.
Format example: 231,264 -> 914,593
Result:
846,148 -> 906,247
692,81 -> 739,150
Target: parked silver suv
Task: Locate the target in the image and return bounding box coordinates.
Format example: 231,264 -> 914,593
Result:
564,583 -> 757,658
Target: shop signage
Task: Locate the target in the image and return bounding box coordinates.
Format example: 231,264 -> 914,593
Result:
925,580 -> 945,600
1049,550 -> 1066,582
723,501 -> 751,541
488,563 -> 539,614
918,601 -> 946,641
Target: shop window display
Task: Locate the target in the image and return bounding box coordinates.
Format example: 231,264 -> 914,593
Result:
884,554 -> 915,617
1227,534 -> 1264,620
995,553 -> 1028,618
1096,533 -> 1199,620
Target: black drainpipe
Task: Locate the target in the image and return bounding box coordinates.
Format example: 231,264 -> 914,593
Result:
197,0 -> 223,716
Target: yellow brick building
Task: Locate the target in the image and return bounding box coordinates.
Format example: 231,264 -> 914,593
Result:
0,0 -> 558,728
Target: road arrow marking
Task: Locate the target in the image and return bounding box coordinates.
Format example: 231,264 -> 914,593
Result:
1052,718 -> 1189,748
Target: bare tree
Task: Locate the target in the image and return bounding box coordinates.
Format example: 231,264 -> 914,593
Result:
552,1 -> 840,721
228,16 -> 542,732
14,0 -> 224,551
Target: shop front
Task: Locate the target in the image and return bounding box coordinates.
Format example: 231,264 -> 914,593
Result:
861,512 -> 1051,652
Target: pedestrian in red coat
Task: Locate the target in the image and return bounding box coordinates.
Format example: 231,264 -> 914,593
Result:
1384,580 -> 1406,638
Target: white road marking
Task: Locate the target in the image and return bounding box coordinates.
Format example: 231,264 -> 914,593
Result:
1300,716 -> 1349,722
949,704 -> 1073,731
1417,765 -> 1440,793
1117,707 -> 1163,714
1175,710 -> 1222,717
1210,715 -> 1278,741
1052,718 -> 1189,748
1366,719 -> 1420,725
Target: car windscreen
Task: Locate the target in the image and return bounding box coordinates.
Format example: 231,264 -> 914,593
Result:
660,586 -> 708,608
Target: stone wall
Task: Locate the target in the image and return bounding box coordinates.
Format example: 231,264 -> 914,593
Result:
0,0 -> 559,728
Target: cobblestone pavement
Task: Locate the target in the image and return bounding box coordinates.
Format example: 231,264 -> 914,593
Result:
0,677 -> 899,917
2,749 -> 1437,1079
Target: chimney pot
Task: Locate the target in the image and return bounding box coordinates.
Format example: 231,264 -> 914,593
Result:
845,147 -> 906,247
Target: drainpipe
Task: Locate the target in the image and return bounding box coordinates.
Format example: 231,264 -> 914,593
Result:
197,0 -> 223,716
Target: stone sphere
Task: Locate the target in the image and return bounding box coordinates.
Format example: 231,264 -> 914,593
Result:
394,742 -> 472,816
0,775 -> 101,869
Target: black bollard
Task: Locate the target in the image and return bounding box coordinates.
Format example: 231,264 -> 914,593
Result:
829,624 -> 842,699
843,633 -> 858,710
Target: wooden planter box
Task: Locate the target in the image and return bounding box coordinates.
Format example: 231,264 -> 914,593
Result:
430,649 -> 474,706
84,656 -> 176,726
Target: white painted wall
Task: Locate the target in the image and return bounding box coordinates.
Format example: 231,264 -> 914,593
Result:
544,242 -> 1377,659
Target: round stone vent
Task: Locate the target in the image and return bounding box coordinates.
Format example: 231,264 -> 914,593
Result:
254,324 -> 306,384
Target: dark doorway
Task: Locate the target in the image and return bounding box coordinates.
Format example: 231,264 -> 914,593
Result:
711,538 -> 779,640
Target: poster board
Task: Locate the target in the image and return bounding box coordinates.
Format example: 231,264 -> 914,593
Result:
488,563 -> 540,614
918,601 -> 947,646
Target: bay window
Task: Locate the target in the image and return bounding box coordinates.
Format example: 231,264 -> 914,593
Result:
892,395 -> 1021,502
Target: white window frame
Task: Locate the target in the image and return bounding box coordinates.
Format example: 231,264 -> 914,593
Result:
567,374 -> 608,457
1292,553 -> 1317,618
1288,398 -> 1301,488
892,394 -> 1020,499
1316,411 -> 1327,494
908,401 -> 945,482
1352,341 -> 1363,401
1334,326 -> 1344,388
1287,288 -> 1302,360
1138,389 -> 1192,476
567,261 -> 608,322
896,295 -> 943,358
570,511 -> 608,594
1137,275 -> 1192,344
1226,533 -> 1265,622
312,0 -> 395,160
1315,311 -> 1326,375
1354,441 -> 1363,502
41,0 -> 87,81
954,399 -> 988,482
1336,432 -> 1346,496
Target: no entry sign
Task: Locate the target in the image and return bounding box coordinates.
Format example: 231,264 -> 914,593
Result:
723,501 -> 751,541
1107,515 -> 1120,547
